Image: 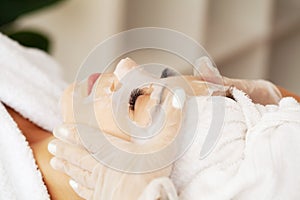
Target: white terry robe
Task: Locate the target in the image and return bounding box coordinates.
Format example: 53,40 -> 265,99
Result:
0,33 -> 66,200
140,89 -> 300,200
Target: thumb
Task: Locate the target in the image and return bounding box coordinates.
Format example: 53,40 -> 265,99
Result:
147,88 -> 185,149
194,56 -> 223,85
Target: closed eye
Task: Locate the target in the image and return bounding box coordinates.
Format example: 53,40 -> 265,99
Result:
129,88 -> 144,111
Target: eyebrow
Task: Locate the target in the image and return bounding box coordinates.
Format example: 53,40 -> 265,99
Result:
160,68 -> 177,78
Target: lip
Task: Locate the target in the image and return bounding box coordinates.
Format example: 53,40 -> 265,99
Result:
87,73 -> 100,95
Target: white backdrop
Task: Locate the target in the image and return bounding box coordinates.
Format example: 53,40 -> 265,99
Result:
17,0 -> 300,93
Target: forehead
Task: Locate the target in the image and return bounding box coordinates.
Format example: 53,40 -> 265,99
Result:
94,66 -> 211,96
97,71 -> 207,88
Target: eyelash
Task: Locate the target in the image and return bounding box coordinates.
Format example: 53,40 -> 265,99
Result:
129,88 -> 144,111
128,68 -> 173,111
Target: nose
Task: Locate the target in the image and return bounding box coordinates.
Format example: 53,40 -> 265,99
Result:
160,77 -> 194,94
150,84 -> 165,103
149,83 -> 186,110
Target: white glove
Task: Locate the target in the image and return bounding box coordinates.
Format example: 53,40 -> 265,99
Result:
48,125 -> 175,200
222,77 -> 282,105
138,177 -> 178,200
194,56 -> 282,105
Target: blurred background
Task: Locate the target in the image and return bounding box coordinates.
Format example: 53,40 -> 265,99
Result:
2,0 -> 300,93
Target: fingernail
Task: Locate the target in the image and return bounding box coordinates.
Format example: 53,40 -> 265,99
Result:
48,141 -> 56,154
69,179 -> 78,190
50,157 -> 64,170
50,158 -> 57,169
172,88 -> 186,109
53,125 -> 71,139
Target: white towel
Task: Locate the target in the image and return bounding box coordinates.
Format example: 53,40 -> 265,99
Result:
172,91 -> 250,200
0,33 -> 67,199
140,89 -> 300,200
0,32 -> 66,131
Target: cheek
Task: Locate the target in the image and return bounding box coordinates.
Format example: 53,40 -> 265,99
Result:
94,100 -> 113,130
93,74 -> 117,96
190,83 -> 210,96
94,99 -> 131,141
133,95 -> 156,126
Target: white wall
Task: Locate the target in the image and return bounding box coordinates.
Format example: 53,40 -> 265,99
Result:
18,0 -> 127,82
18,0 -> 208,82
270,29 -> 300,94
17,0 -> 300,94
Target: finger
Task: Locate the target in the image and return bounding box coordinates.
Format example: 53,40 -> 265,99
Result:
54,123 -> 110,154
194,56 -> 223,84
145,89 -> 185,150
69,179 -> 94,200
51,157 -> 97,189
48,139 -> 98,172
139,177 -> 178,200
163,88 -> 185,124
53,124 -> 82,145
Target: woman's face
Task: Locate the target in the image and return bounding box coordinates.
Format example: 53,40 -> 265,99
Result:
61,58 -> 211,141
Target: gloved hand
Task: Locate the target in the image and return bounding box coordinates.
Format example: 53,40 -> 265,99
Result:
222,77 -> 282,105
194,56 -> 282,105
49,118 -> 179,200
48,88 -> 183,200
